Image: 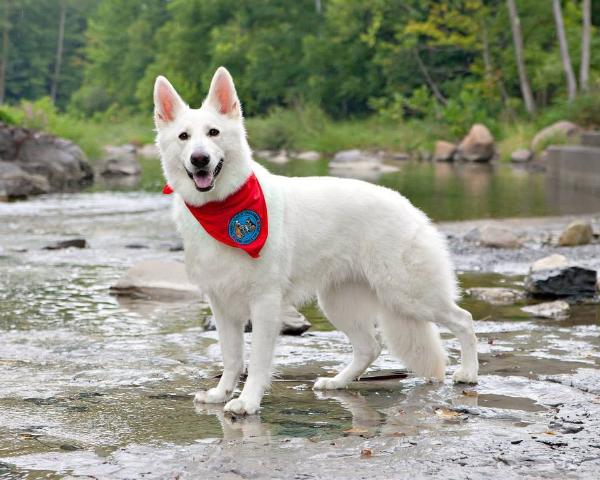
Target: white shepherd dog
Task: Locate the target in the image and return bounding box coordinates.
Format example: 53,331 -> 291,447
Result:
153,67 -> 478,415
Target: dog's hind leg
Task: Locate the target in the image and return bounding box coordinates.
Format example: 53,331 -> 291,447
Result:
313,282 -> 381,390
435,304 -> 478,384
195,298 -> 245,404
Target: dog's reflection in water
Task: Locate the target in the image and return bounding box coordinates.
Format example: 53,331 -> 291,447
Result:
194,403 -> 272,441
194,383 -> 480,440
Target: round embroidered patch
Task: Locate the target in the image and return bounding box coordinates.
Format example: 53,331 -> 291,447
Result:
228,210 -> 261,245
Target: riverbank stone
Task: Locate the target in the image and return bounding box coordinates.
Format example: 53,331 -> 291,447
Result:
521,300 -> 570,319
525,266 -> 597,298
0,123 -> 92,199
43,238 -> 87,250
294,151 -> 321,162
510,149 -> 533,163
531,120 -> 580,151
433,141 -> 456,162
455,124 -> 495,162
479,225 -> 522,248
558,220 -> 594,246
100,145 -> 141,176
531,254 -> 569,272
467,287 -> 525,305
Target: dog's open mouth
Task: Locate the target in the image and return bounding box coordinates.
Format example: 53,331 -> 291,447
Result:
187,159 -> 224,192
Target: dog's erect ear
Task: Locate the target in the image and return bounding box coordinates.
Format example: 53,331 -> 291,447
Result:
206,67 -> 241,118
154,76 -> 185,124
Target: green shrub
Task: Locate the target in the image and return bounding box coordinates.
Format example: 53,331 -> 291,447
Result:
0,108 -> 17,125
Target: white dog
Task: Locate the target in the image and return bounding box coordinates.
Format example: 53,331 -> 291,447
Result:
153,67 -> 478,415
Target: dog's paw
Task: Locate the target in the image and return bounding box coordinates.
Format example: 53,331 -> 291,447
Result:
224,397 -> 260,415
313,377 -> 346,390
452,368 -> 478,384
194,388 -> 230,404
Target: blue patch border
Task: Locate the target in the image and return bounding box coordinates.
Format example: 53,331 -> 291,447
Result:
228,210 -> 261,245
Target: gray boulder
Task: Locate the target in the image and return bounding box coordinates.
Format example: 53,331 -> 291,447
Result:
0,161 -> 50,199
525,266 -> 597,298
558,220 -> 594,246
479,225 -> 522,248
100,144 -> 141,176
467,287 -> 525,306
0,123 -> 93,199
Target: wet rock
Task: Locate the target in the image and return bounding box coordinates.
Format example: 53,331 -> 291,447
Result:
479,225 -> 522,248
137,144 -> 159,158
43,238 -> 87,250
531,120 -> 580,151
433,141 -> 456,162
100,145 -> 141,176
510,149 -> 533,163
294,151 -> 321,162
17,132 -> 93,190
463,227 -> 481,242
525,266 -> 597,298
168,242 -> 184,252
521,300 -> 570,319
125,243 -> 148,249
531,254 -> 568,272
455,124 -> 495,162
110,259 -> 203,300
0,161 -> 50,199
467,287 -> 525,305
558,220 -> 593,246
0,124 -> 93,199
544,368 -> 600,395
254,149 -> 276,161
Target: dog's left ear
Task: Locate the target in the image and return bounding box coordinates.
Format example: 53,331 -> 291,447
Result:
206,67 -> 241,118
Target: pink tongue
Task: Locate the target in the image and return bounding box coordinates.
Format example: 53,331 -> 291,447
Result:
193,172 -> 213,189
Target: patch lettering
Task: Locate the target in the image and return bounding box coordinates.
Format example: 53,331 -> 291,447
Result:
228,210 -> 261,245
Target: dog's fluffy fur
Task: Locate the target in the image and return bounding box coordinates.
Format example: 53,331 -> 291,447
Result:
154,67 -> 479,415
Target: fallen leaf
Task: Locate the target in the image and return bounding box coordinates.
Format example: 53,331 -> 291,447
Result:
360,447 -> 372,458
344,427 -> 369,435
462,390 -> 478,397
545,430 -> 556,435
434,408 -> 460,418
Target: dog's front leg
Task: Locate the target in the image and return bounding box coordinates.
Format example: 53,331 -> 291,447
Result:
194,299 -> 245,404
224,293 -> 282,415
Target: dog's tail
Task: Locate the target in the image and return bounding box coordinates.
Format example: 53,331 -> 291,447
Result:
378,311 -> 446,380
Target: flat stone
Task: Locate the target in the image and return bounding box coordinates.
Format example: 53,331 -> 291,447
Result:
510,149 -> 533,163
295,151 -> 321,162
531,254 -> 568,272
331,149 -> 380,164
110,260 -> 203,300
525,266 -> 597,298
137,144 -> 159,158
479,225 -> 522,248
268,150 -> 289,165
468,287 -> 525,305
558,220 -> 593,246
521,300 -> 570,319
43,238 -> 87,250
100,145 -> 141,176
531,120 -> 580,151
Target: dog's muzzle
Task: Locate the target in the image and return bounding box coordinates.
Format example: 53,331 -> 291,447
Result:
186,158 -> 224,192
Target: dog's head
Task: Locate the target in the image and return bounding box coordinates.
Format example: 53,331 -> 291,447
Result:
153,67 -> 252,204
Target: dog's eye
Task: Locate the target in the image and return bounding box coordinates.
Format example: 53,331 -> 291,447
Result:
178,132 -> 189,141
208,128 -> 220,137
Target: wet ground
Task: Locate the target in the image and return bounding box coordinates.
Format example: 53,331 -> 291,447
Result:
1,190 -> 600,478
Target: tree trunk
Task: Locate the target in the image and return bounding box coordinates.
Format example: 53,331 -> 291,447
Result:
314,0 -> 322,15
51,0 -> 67,103
0,0 -> 10,105
580,0 -> 591,92
506,0 -> 535,114
413,48 -> 447,106
552,0 -> 577,101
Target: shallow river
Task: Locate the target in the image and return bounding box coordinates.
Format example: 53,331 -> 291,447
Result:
1,160 -> 600,478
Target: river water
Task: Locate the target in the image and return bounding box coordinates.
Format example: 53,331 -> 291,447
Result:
1,159 -> 600,478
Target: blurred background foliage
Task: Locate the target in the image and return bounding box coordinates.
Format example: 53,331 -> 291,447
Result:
0,0 -> 599,155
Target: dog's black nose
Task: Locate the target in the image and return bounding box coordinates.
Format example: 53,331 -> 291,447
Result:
190,152 -> 210,168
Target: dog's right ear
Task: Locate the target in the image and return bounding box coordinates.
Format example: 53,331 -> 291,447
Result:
153,76 -> 185,125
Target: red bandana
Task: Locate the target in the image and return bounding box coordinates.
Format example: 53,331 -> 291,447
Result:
163,173 -> 268,258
